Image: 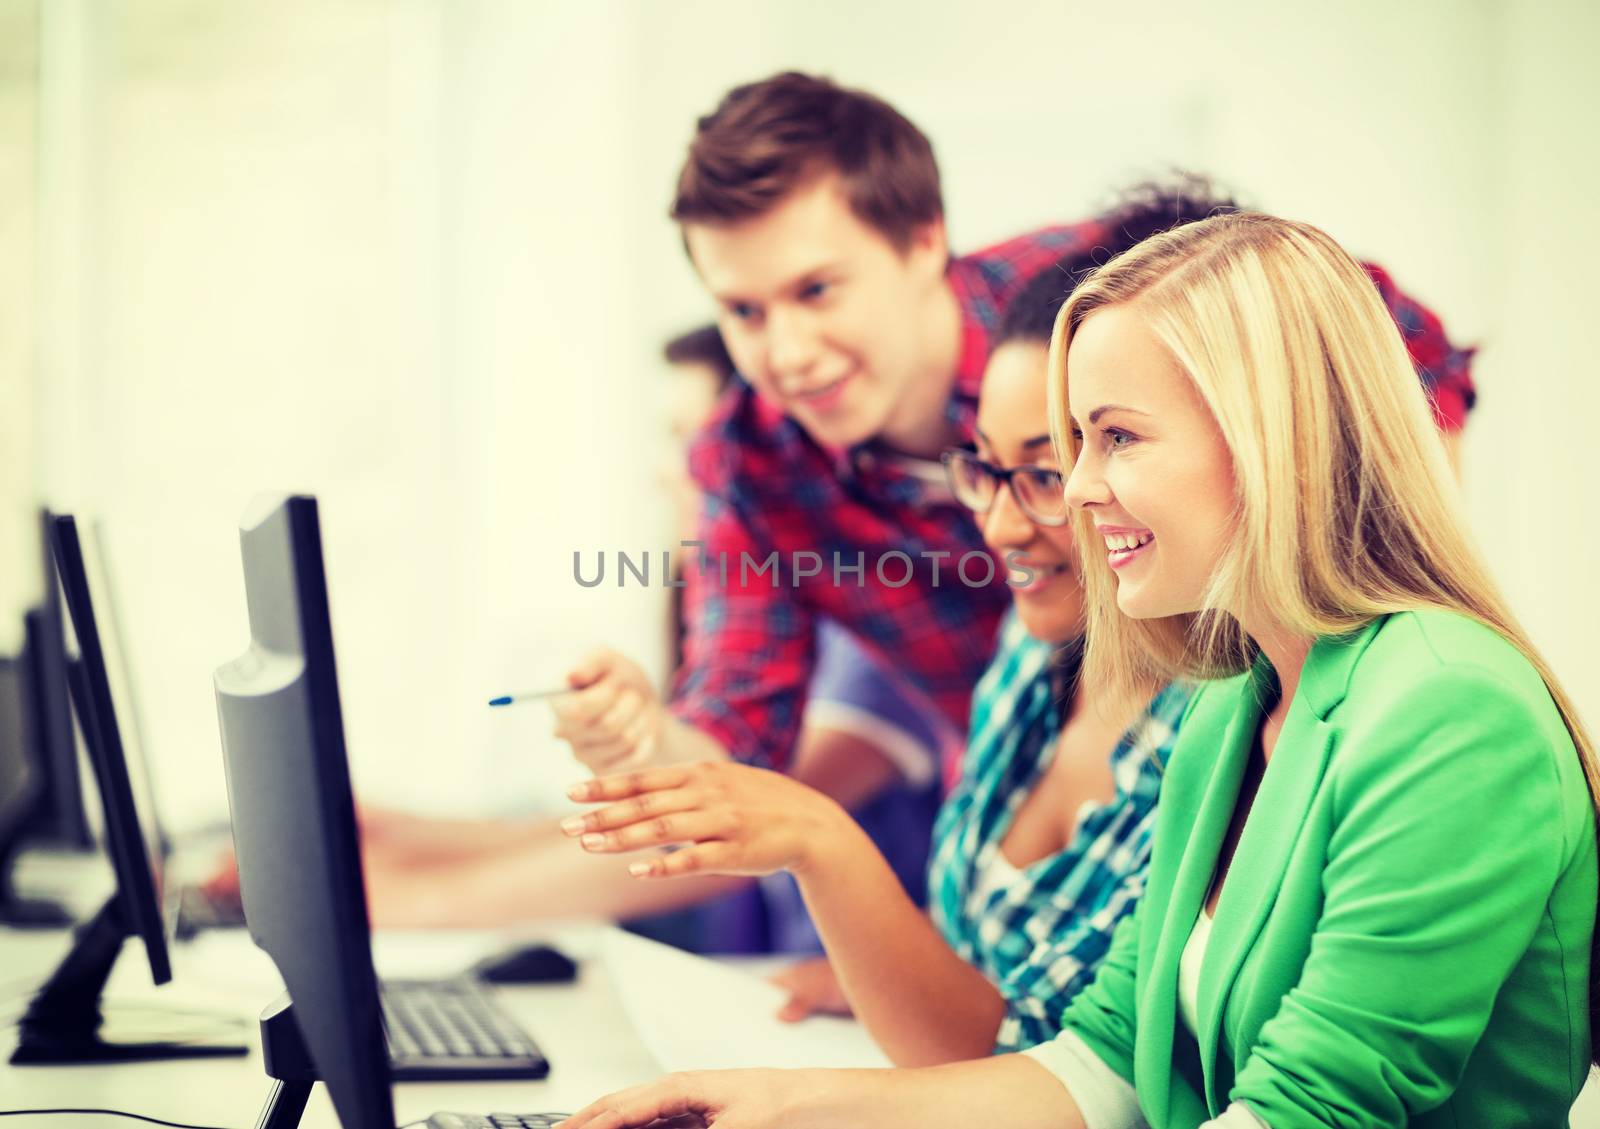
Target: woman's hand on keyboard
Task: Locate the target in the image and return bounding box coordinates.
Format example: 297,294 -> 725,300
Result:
554,1057 -> 1088,1129
555,1067 -> 833,1129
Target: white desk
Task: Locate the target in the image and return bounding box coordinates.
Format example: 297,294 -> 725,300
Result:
7,924 -> 1600,1128
1,925 -> 659,1128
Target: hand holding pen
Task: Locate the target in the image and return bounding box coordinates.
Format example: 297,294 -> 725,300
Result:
521,648 -> 665,774
486,688 -> 571,708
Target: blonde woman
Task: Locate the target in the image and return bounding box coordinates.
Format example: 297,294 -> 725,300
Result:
555,213 -> 1598,1128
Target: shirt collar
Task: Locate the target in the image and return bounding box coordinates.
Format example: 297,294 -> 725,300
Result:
838,254 -> 989,478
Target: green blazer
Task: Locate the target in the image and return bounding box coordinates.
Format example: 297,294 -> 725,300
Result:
1056,610 -> 1596,1127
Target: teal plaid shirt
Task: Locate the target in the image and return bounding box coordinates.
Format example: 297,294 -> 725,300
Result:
929,609 -> 1192,1052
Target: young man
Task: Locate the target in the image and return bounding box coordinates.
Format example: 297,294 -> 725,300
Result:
552,73 -> 1476,783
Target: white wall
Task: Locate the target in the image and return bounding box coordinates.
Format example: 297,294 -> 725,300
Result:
0,0 -> 39,655
27,0 -> 668,826
1476,0 -> 1600,745
11,0 -> 1597,832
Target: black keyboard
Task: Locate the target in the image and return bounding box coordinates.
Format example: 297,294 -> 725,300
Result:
426,1115 -> 571,1129
381,977 -> 549,1081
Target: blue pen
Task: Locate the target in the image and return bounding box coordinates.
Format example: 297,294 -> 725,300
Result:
487,687 -> 570,707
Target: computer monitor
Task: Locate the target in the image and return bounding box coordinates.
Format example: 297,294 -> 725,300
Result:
22,510 -> 94,850
213,495 -> 393,1129
0,647 -> 50,921
215,495 -> 561,1129
0,509 -> 99,927
1,612 -> 83,929
0,511 -> 93,928
9,514 -> 245,1065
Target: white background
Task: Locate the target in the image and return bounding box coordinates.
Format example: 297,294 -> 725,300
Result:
2,0 -> 1597,830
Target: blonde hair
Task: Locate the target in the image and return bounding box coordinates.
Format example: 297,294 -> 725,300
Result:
1046,211 -> 1600,1053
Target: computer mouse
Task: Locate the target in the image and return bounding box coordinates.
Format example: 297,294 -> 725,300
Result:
472,943 -> 579,984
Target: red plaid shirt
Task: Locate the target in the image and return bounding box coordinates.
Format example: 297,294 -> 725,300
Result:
671,225 -> 1476,772
1366,262 -> 1477,430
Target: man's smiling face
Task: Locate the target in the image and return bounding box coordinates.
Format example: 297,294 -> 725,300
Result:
686,174 -> 948,450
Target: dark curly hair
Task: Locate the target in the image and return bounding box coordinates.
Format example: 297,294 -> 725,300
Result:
998,175 -> 1242,347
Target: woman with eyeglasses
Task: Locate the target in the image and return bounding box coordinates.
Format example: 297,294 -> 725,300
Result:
560,187 -> 1229,1067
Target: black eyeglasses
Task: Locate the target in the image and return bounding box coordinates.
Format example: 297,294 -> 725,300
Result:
941,449 -> 1069,527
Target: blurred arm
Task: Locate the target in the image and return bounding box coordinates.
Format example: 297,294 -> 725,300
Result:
363,815 -> 749,928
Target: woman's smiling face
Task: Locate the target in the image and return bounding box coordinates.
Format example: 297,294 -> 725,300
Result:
974,340 -> 1084,644
1062,303 -> 1238,620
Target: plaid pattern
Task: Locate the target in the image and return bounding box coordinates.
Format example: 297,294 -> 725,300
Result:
672,224 -> 1110,773
670,226 -> 1474,775
929,609 -> 1194,1053
1365,262 -> 1477,432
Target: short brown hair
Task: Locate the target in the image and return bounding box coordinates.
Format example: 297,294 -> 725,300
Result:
671,72 -> 943,252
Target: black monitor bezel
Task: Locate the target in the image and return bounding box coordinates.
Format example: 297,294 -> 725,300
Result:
49,514 -> 171,984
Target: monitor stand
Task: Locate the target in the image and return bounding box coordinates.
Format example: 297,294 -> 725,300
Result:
9,893 -> 248,1064
0,893 -> 74,927
0,856 -> 74,927
253,994 -> 320,1129
0,825 -> 74,929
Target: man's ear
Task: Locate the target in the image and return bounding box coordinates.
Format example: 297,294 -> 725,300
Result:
907,215 -> 950,275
